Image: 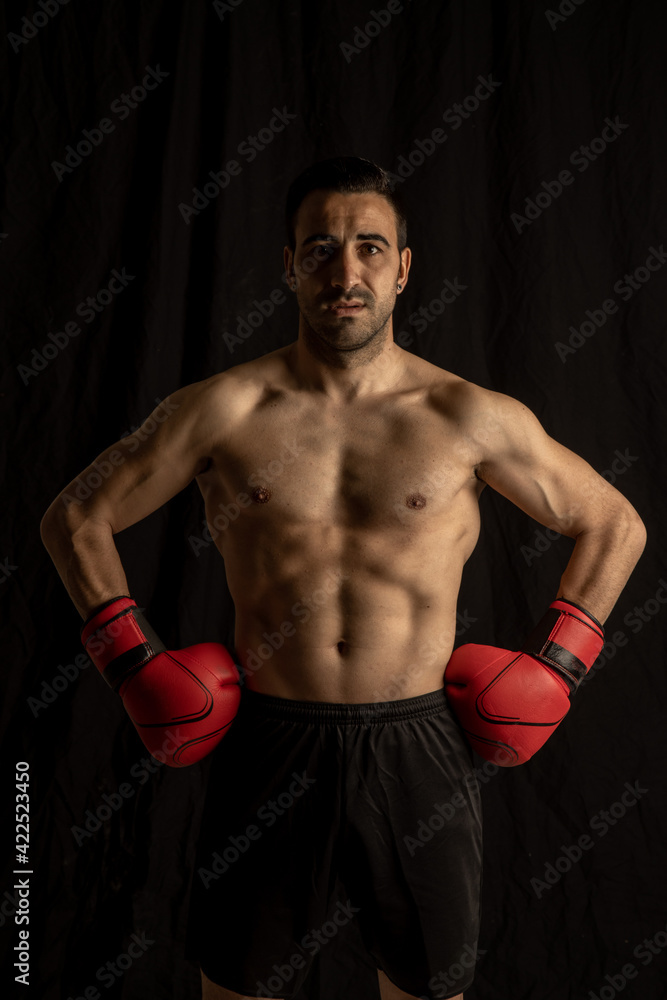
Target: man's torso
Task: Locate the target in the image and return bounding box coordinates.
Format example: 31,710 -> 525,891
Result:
193,343 -> 486,702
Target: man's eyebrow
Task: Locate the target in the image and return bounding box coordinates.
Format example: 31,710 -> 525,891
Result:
357,232 -> 391,247
301,233 -> 337,247
301,232 -> 392,248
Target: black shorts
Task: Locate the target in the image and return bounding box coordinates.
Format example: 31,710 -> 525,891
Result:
186,685 -> 482,999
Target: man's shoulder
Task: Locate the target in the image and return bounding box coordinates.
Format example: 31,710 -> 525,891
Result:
421,368 -> 546,466
426,367 -> 521,424
168,345 -> 291,417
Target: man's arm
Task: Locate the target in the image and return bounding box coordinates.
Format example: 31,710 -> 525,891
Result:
443,384 -> 646,766
40,377 -> 223,618
471,389 -> 646,623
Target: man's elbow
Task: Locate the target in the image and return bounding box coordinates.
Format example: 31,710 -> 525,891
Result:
40,499 -> 65,552
624,506 -> 647,557
577,498 -> 647,561
40,494 -> 89,552
612,500 -> 647,562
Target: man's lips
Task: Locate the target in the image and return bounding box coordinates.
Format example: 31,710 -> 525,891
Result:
327,301 -> 366,315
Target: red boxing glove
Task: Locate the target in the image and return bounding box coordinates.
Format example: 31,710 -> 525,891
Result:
81,596 -> 241,767
445,598 -> 604,766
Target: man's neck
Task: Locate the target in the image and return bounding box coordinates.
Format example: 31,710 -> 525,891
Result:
287,329 -> 409,402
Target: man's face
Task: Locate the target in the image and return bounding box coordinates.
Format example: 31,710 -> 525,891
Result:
284,190 -> 410,357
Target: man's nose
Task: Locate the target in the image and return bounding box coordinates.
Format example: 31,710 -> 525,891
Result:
329,246 -> 361,290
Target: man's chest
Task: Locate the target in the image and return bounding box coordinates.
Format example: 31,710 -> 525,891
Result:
204,398 -> 480,529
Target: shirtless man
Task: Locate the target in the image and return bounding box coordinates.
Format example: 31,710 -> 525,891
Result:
40,157 -> 646,1000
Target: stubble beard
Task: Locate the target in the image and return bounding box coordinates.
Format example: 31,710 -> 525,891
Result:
298,293 -> 397,369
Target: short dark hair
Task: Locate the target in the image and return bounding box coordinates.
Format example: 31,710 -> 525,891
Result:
285,156 -> 407,252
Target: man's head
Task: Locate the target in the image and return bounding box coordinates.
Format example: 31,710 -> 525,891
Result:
283,157 -> 411,365
285,156 -> 407,253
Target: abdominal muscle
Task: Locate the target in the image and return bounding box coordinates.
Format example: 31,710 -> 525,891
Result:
224,523 -> 467,704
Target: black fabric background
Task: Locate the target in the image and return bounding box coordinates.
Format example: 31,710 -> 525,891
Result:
2,1 -> 666,997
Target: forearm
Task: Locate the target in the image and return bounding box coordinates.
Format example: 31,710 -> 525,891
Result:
557,512 -> 647,625
40,512 -> 129,620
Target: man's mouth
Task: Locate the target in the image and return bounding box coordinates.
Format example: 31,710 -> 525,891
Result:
328,301 -> 366,316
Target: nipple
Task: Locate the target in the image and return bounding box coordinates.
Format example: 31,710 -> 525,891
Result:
252,486 -> 272,503
405,493 -> 427,509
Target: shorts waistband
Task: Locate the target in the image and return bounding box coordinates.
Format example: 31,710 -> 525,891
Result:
236,685 -> 450,724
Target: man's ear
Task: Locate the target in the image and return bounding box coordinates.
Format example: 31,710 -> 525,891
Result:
283,246 -> 296,288
397,246 -> 412,292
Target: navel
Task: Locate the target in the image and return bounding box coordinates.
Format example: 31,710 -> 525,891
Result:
405,492 -> 427,510
251,486 -> 272,504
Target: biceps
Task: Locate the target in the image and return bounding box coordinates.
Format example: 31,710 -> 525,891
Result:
479,441 -> 621,536
58,407 -> 209,533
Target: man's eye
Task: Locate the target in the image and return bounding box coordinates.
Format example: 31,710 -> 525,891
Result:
313,245 -> 334,260
361,244 -> 382,255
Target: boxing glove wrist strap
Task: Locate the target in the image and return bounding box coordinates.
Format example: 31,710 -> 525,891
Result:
81,596 -> 166,692
520,597 -> 604,693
